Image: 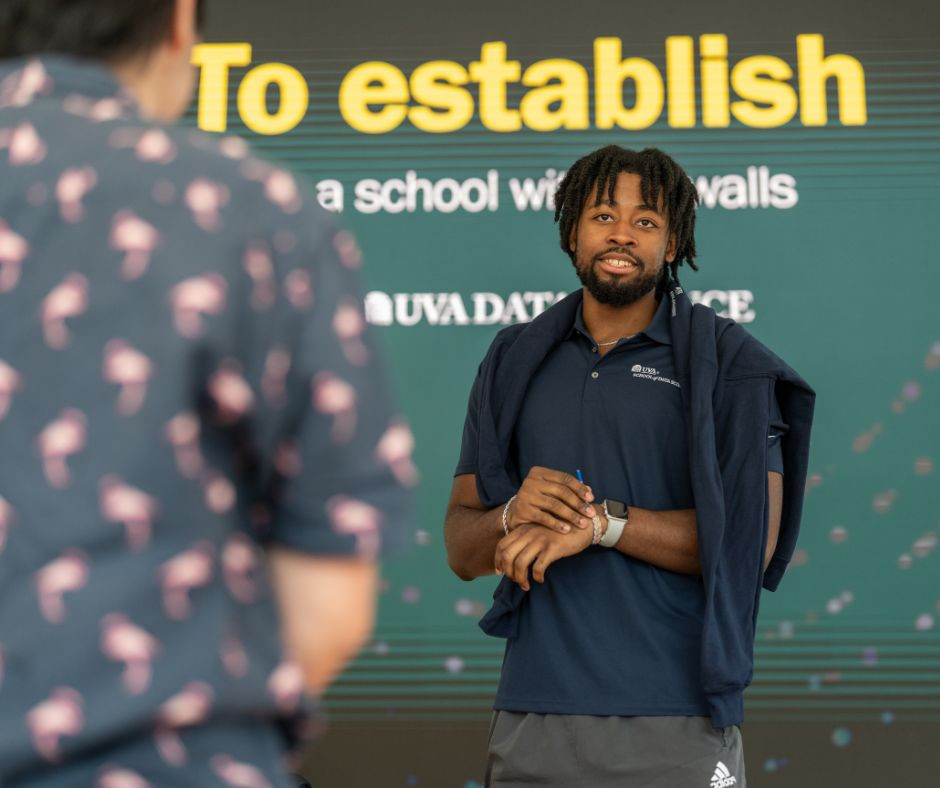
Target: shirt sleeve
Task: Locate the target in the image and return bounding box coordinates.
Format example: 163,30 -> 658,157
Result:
217,207 -> 413,559
454,362 -> 484,476
767,391 -> 788,475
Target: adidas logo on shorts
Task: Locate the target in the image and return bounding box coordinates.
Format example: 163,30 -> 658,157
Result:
710,761 -> 737,788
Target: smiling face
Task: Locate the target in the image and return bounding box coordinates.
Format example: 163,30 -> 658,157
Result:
569,172 -> 677,308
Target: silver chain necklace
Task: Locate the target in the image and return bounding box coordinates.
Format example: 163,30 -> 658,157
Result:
596,333 -> 635,347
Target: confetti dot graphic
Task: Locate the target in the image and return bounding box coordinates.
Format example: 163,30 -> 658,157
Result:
831,727 -> 852,747
454,598 -> 484,617
914,457 -> 934,476
444,656 -> 465,674
852,424 -> 882,453
881,711 -> 895,725
926,341 -> 940,370
830,526 -> 848,544
805,473 -> 823,491
913,533 -> 937,557
915,613 -> 934,631
872,489 -> 896,513
862,647 -> 878,667
401,587 -> 421,604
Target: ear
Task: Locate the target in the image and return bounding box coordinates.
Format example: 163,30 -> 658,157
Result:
665,231 -> 677,264
568,226 -> 577,254
168,0 -> 199,51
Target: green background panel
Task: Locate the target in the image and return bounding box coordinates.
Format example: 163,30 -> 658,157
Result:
199,1 -> 938,784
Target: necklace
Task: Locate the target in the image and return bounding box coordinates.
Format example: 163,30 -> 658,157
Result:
596,333 -> 635,347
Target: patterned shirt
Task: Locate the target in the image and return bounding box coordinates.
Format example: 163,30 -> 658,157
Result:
0,56 -> 413,786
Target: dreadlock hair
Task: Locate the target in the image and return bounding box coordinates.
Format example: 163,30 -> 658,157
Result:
554,145 -> 699,287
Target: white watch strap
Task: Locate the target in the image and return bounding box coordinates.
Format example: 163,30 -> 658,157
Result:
599,503 -> 627,547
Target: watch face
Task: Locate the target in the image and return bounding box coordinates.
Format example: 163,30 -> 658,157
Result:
606,499 -> 629,519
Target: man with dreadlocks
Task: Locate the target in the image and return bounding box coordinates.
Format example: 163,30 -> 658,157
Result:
444,145 -> 815,786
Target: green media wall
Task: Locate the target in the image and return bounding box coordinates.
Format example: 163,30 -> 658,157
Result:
201,2 -> 938,784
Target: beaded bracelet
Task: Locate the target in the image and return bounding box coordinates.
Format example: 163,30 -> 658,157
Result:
501,495 -> 517,535
591,513 -> 603,545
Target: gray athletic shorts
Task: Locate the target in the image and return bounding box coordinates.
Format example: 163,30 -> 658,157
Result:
485,711 -> 745,788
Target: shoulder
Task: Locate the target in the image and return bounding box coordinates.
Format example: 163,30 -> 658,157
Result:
28,98 -> 333,238
166,128 -> 344,254
476,290 -> 581,369
55,111 -> 339,263
708,311 -> 798,380
472,323 -> 528,377
152,126 -> 330,228
491,322 -> 529,349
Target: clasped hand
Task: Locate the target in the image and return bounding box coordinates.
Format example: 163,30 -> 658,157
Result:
496,466 -> 602,591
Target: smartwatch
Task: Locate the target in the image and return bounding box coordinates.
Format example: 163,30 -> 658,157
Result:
600,499 -> 629,547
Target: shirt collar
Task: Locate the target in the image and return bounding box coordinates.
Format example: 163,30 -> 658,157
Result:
570,292 -> 673,346
0,55 -> 138,118
642,294 -> 673,345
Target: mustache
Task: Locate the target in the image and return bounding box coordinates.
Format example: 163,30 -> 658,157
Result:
592,248 -> 642,268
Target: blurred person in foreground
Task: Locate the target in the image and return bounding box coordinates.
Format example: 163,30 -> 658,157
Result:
445,146 -> 814,787
0,1 -> 413,785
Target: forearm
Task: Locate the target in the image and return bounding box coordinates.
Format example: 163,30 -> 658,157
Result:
268,548 -> 378,694
444,502 -> 505,581
610,507 -> 700,575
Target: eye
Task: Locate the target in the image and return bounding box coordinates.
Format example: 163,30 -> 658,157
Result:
594,212 -> 614,222
637,218 -> 657,228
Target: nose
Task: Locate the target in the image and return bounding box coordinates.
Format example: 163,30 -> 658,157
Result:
605,219 -> 636,247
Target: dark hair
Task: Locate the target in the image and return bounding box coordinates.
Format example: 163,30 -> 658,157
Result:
554,145 -> 699,284
0,0 -> 207,62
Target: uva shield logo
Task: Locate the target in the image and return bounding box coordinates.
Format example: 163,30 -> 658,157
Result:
710,761 -> 737,788
629,363 -> 681,388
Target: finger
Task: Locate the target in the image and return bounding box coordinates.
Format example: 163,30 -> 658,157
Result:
532,468 -> 594,503
541,480 -> 596,515
525,493 -> 594,531
496,532 -> 529,581
536,487 -> 596,528
515,499 -> 573,533
518,504 -> 577,534
536,496 -> 588,530
509,541 -> 544,591
532,549 -> 558,584
517,488 -> 591,529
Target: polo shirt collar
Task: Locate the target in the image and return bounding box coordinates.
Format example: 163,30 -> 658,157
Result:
570,291 -> 673,346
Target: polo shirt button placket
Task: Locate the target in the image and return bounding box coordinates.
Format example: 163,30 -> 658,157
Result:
591,371 -> 599,379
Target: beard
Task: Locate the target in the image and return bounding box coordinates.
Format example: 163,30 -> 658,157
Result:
574,248 -> 663,307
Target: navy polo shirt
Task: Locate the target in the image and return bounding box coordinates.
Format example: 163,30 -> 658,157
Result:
457,294 -> 783,716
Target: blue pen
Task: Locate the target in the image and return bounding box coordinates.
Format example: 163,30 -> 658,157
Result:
576,469 -> 584,483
